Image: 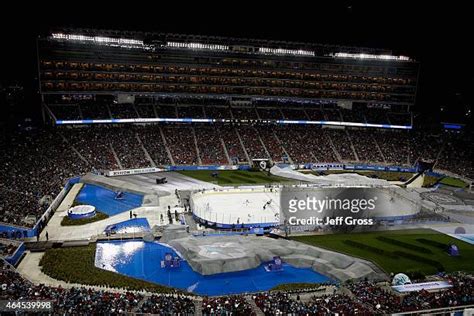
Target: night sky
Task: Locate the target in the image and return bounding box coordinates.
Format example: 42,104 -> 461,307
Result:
1,2 -> 472,124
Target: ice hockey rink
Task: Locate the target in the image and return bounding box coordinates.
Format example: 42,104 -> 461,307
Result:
191,188 -> 281,226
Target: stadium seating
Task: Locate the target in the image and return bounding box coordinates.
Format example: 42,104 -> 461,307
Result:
1,124 -> 473,228
162,126 -> 199,165
194,126 -> 229,164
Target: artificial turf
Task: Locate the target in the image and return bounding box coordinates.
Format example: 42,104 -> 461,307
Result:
291,229 -> 474,276
177,170 -> 295,186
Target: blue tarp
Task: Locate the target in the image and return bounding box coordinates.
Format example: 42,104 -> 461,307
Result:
75,184 -> 143,216
95,240 -> 332,296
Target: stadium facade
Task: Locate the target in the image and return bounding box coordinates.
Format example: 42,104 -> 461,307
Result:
37,28 -> 419,128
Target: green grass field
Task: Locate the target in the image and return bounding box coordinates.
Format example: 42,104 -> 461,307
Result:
423,175 -> 440,187
177,170 -> 295,186
292,229 -> 474,276
439,176 -> 469,188
60,211 -> 108,226
40,244 -> 176,293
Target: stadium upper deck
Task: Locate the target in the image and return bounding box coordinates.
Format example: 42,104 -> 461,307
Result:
37,28 -> 419,123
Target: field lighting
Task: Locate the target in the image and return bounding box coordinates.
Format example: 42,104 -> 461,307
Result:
51,33 -> 145,48
166,41 -> 229,51
332,52 -> 411,61
258,47 -> 315,56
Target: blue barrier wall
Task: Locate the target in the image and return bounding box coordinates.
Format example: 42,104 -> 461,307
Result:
166,165 -> 251,171
306,163 -> 418,173
5,242 -> 25,266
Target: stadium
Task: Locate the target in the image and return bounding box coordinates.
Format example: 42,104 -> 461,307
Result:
1,6 -> 474,315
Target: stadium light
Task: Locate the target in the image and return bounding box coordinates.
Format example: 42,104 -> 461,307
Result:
166,41 -> 229,51
332,52 -> 411,61
51,33 -> 146,48
258,47 -> 315,57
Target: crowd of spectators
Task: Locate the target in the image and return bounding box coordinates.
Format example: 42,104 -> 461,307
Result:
437,133 -> 474,178
399,273 -> 474,312
256,127 -> 287,162
1,258 -> 473,315
138,126 -> 172,165
1,260 -> 143,315
408,132 -> 444,164
1,124 -> 473,228
61,127 -> 119,170
304,129 -> 339,163
347,274 -> 474,313
237,127 -> 270,160
194,126 -> 229,165
371,131 -> 411,166
202,295 -> 255,316
106,127 -> 151,169
346,281 -> 401,314
254,292 -> 371,315
219,126 -> 248,164
137,293 -> 195,315
0,241 -> 18,257
324,129 -> 356,161
349,130 -> 385,163
162,126 -> 199,165
0,129 -> 88,227
275,127 -> 315,163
